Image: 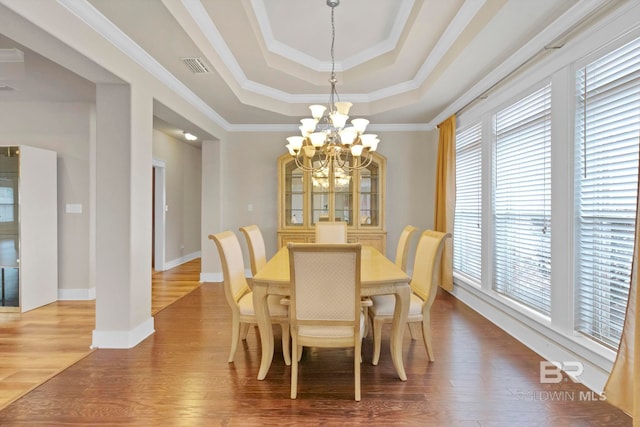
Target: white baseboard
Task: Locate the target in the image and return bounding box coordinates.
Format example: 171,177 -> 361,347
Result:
91,317 -> 155,349
164,251 -> 201,271
200,272 -> 223,282
58,287 -> 96,301
452,284 -> 613,394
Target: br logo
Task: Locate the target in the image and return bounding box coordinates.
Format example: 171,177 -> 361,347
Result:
539,361 -> 584,384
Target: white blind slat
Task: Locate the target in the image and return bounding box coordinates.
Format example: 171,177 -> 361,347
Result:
454,124 -> 482,281
494,84 -> 552,316
575,36 -> 640,349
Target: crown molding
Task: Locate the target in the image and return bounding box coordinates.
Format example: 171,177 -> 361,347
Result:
57,0 -> 232,131
226,122 -> 433,132
53,0 -> 454,132
250,0 -> 415,72
187,0 -> 449,105
429,0 -> 611,128
414,0 -> 485,83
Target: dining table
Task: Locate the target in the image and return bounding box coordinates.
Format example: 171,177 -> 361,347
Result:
252,244 -> 411,381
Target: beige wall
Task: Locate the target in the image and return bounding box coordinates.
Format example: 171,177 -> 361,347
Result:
210,130 -> 438,272
0,101 -> 92,296
376,130 -> 438,271
152,129 -> 202,265
0,102 -> 204,297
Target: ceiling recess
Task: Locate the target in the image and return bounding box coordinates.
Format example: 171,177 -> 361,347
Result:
181,57 -> 210,74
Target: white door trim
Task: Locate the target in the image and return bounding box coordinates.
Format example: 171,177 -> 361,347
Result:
152,159 -> 166,271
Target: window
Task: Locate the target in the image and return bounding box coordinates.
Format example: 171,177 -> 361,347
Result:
453,123 -> 482,281
494,84 -> 552,316
575,36 -> 640,348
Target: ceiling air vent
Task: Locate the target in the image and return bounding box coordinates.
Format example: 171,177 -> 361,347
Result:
0,85 -> 15,91
181,57 -> 210,74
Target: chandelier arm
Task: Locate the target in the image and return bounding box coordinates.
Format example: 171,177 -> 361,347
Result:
334,151 -> 349,170
294,153 -> 326,173
359,152 -> 374,169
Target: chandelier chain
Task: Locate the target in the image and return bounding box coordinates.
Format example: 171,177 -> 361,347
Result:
329,4 -> 338,109
284,0 -> 380,172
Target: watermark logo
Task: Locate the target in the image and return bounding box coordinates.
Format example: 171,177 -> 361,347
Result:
516,390 -> 606,401
513,361 -> 606,401
540,361 -> 583,384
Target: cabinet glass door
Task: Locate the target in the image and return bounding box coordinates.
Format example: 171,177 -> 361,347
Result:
284,160 -> 304,226
333,160 -> 353,225
0,147 -> 19,307
359,161 -> 379,227
310,156 -> 330,224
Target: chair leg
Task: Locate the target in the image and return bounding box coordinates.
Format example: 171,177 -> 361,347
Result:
228,317 -> 240,363
240,323 -> 250,340
291,336 -> 298,399
362,307 -> 370,338
421,315 -> 435,362
408,322 -> 421,340
372,317 -> 383,365
297,345 -> 303,362
281,323 -> 291,366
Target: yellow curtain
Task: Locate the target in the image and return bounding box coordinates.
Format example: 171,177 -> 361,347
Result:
604,166 -> 640,424
434,115 -> 456,291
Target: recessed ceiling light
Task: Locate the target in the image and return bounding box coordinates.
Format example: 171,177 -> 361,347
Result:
183,132 -> 198,141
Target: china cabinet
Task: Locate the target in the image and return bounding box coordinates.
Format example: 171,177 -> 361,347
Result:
277,151 -> 386,252
0,145 -> 57,313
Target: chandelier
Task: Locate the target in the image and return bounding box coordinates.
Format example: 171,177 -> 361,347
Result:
285,0 -> 380,172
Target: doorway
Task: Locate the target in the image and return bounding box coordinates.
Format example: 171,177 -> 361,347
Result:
152,159 -> 166,272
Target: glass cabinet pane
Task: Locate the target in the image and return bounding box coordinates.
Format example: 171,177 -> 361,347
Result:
284,160 -> 304,226
359,161 -> 379,226
0,146 -> 19,307
333,160 -> 353,225
311,159 -> 330,224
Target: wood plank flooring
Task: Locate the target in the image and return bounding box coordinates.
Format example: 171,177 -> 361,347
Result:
0,259 -> 202,411
0,258 -> 632,425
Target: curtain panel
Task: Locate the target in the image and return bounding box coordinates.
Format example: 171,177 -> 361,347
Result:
434,115 -> 456,291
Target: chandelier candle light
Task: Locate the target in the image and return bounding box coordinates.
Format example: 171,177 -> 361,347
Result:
285,0 -> 380,172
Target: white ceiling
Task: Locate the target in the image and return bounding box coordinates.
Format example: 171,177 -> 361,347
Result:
0,0 -> 625,140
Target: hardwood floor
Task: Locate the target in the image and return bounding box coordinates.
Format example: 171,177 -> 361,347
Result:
0,259 -> 632,425
0,259 -> 202,411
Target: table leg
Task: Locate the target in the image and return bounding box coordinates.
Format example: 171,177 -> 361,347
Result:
390,283 -> 410,381
253,283 -> 274,380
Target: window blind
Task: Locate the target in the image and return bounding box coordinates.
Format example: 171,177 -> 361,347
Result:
575,36 -> 640,349
453,123 -> 482,281
494,84 -> 552,316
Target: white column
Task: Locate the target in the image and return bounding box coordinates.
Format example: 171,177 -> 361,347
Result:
92,83 -> 154,348
200,139 -> 223,282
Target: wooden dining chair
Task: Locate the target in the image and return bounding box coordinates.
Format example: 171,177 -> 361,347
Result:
368,230 -> 451,365
362,225 -> 418,339
239,224 -> 267,277
287,242 -> 368,401
395,225 -> 418,273
209,231 -> 291,365
314,221 -> 347,243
